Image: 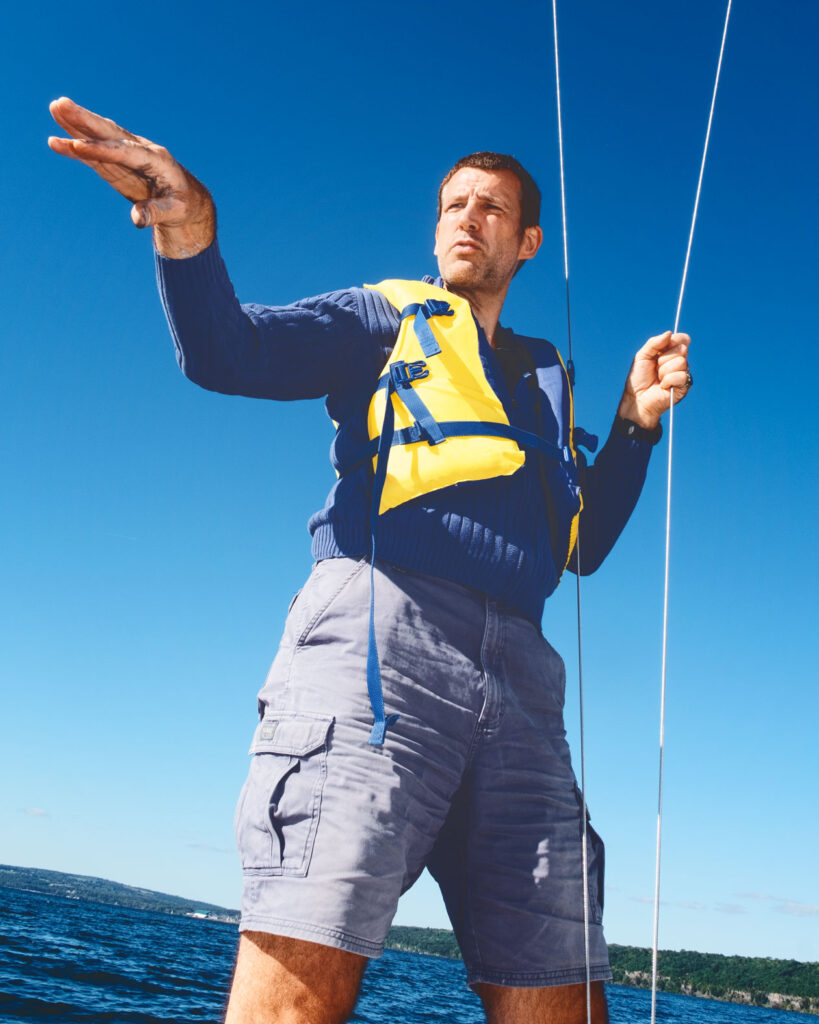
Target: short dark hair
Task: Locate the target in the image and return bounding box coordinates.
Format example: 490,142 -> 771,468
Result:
437,152 -> 541,230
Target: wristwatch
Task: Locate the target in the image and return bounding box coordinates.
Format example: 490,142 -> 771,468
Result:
613,415 -> 663,445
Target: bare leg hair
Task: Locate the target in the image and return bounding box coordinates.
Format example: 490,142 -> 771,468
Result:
224,931 -> 367,1024
474,980 -> 609,1024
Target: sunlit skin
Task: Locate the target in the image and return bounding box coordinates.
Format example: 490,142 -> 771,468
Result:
47,97 -> 215,259
49,96 -> 690,1024
435,167 -> 542,346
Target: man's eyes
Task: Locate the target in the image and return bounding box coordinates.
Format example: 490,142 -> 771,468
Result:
446,201 -> 504,212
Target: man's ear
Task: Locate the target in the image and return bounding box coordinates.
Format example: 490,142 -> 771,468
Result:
433,220 -> 440,257
518,225 -> 543,262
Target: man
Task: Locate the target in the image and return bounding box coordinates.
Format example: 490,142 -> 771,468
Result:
49,96 -> 691,1024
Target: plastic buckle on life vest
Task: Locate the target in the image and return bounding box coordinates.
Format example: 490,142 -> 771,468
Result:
574,427 -> 599,453
424,299 -> 454,318
403,421 -> 444,445
390,359 -> 429,387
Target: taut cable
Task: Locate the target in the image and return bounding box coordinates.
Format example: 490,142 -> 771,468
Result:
551,3 -> 591,1022
651,3 -> 733,1022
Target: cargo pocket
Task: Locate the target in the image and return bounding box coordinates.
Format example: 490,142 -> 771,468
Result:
234,712 -> 334,876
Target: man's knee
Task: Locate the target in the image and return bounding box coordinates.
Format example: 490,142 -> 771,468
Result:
474,979 -> 608,1024
225,931 -> 367,1024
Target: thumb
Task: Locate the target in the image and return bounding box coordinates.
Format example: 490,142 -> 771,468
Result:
131,195 -> 185,229
131,199 -> 157,229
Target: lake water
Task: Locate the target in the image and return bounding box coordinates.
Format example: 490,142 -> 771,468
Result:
0,886 -> 813,1023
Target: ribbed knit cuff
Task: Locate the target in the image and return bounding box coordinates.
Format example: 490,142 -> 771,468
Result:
154,236 -> 245,386
154,237 -> 228,298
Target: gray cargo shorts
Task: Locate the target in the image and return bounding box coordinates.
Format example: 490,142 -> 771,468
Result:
234,557 -> 610,987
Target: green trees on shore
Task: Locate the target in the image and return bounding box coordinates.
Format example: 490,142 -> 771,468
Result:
605,943 -> 819,1000
385,928 -> 819,1014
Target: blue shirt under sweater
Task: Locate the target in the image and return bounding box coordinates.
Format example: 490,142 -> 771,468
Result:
155,240 -> 652,625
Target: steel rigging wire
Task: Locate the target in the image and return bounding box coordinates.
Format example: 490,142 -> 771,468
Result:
549,3 -> 592,1022
548,3 -> 734,1022
651,4 -> 733,1022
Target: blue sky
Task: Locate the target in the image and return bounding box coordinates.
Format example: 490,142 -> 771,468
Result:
2,0 -> 817,965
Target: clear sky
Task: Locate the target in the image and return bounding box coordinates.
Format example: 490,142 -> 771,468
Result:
2,0 -> 817,965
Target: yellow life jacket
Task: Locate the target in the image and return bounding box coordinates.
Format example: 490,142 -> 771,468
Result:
350,278 -> 585,747
363,279 -> 528,514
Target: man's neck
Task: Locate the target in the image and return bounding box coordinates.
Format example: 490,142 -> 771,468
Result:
443,282 -> 509,348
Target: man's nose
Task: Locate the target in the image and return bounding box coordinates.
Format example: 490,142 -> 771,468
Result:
457,198 -> 480,231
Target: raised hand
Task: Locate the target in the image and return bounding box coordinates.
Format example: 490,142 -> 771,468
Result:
617,331 -> 692,429
48,97 -> 215,259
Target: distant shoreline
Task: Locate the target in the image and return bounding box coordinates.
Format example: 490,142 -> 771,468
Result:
0,864 -> 240,924
2,864 -> 816,1014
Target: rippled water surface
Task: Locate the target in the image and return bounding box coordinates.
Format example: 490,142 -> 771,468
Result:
0,887 -> 813,1023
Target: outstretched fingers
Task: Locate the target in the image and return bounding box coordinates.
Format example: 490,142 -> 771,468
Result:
48,96 -> 215,254
61,137 -> 160,171
49,96 -> 140,143
48,135 -> 186,208
47,135 -> 146,172
48,97 -> 172,201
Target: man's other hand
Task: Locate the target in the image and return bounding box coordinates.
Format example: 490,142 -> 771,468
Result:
48,97 -> 215,259
617,331 -> 692,430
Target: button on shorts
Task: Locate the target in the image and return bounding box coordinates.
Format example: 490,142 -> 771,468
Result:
234,557 -> 611,988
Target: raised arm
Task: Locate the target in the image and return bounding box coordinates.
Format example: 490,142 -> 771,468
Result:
49,98 -> 398,402
48,97 -> 214,259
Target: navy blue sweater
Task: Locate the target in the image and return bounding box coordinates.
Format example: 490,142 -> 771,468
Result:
156,240 -> 652,624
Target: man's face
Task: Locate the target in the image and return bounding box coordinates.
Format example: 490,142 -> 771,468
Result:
435,167 -> 541,292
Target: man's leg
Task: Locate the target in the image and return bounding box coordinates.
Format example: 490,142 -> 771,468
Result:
474,981 -> 609,1024
230,561 -> 495,1023
225,932 -> 366,1024
427,609 -> 611,1005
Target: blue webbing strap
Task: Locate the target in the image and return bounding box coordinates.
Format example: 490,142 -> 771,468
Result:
341,420 -> 578,476
412,310 -> 442,358
435,421 -> 573,463
399,299 -> 453,358
390,367 -> 446,446
374,369 -> 446,443
366,383 -> 401,746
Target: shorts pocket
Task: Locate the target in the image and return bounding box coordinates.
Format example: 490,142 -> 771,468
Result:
294,558 -> 366,649
234,711 -> 334,876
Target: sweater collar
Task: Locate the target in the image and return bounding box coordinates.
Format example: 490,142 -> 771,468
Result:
421,274 -> 513,343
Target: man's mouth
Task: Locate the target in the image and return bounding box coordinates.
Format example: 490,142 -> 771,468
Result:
452,239 -> 482,252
